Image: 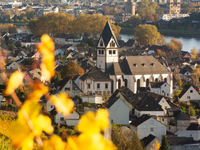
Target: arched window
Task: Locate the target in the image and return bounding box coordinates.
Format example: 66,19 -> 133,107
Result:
118,79 -> 121,89
124,79 -> 128,87
146,79 -> 149,87
164,78 -> 167,83
155,78 -> 158,82
137,79 -> 140,91
100,40 -> 103,46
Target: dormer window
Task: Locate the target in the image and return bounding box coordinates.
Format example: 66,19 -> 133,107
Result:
133,63 -> 137,67
110,41 -> 115,47
151,63 -> 154,66
142,63 -> 145,67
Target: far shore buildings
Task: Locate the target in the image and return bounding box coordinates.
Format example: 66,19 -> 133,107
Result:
96,21 -> 173,97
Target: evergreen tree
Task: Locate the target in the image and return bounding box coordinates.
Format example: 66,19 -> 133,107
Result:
159,136 -> 169,150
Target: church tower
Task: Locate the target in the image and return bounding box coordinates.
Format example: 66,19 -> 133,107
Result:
125,0 -> 135,16
96,21 -> 119,72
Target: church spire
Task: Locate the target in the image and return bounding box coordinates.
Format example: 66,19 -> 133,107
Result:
100,21 -> 119,48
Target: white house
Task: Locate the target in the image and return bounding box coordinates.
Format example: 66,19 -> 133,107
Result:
141,134 -> 161,150
178,123 -> 200,141
96,21 -> 173,96
178,86 -> 200,102
157,97 -> 171,115
56,76 -> 82,97
134,95 -> 164,117
106,97 -> 129,125
79,66 -> 112,96
81,95 -> 102,104
149,82 -> 171,97
130,115 -> 166,140
54,111 -> 80,126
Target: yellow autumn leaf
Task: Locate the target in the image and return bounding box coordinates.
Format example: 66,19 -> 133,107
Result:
77,112 -> 100,134
96,109 -> 109,132
50,93 -> 74,116
5,71 -> 24,95
11,99 -> 53,149
43,135 -> 66,150
28,82 -> 49,100
41,34 -> 55,52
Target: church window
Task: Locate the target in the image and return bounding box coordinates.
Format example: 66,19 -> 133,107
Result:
97,83 -> 100,89
118,79 -> 121,89
113,50 -> 116,54
88,84 -> 91,89
137,79 -> 140,92
110,41 -> 115,47
100,40 -> 103,46
105,83 -> 108,89
164,78 -> 167,83
102,50 -> 104,54
125,79 -> 128,87
155,78 -> 158,82
146,79 -> 149,87
99,50 -> 102,54
109,50 -> 112,54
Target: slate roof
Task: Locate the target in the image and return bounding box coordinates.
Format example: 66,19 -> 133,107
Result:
106,56 -> 170,75
135,95 -> 163,111
149,82 -> 166,88
186,123 -> 199,130
56,76 -> 71,91
179,65 -> 193,74
100,21 -> 119,48
130,115 -> 151,127
141,134 -> 156,147
106,97 -> 120,108
174,110 -> 189,120
80,66 -> 111,81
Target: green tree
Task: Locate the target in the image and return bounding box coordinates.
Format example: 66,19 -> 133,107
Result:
134,24 -> 161,45
191,47 -> 198,59
127,15 -> 142,27
173,90 -> 182,100
159,136 -> 169,150
25,8 -> 35,20
189,106 -> 196,116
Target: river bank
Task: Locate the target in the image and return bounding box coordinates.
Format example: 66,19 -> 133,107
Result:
119,27 -> 200,38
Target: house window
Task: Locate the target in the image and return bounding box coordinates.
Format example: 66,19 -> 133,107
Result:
109,50 -> 112,54
65,88 -> 70,91
99,65 -> 101,69
167,93 -> 169,96
88,84 -> 91,89
97,83 -> 100,89
162,118 -> 164,122
187,96 -> 190,99
150,120 -> 154,124
51,105 -> 54,108
150,128 -> 154,132
162,90 -> 164,93
105,83 -> 108,89
190,90 -> 193,93
60,117 -> 64,121
113,50 -> 116,54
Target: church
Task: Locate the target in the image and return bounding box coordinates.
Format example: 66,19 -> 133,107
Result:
96,21 -> 173,97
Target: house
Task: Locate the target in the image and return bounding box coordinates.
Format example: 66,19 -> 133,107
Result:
5,58 -> 23,69
149,82 -> 171,97
55,49 -> 64,56
130,115 -> 166,140
51,108 -> 80,126
141,134 -> 160,150
181,51 -> 191,59
106,97 -> 129,125
134,95 -> 164,117
54,34 -> 66,43
76,46 -> 89,56
109,89 -> 133,114
79,66 -> 112,96
56,76 -> 82,98
179,65 -> 193,81
178,123 -> 200,141
178,86 -> 200,102
81,94 -> 102,104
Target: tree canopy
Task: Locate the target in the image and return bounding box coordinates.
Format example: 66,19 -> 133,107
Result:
29,13 -> 121,38
134,24 -> 162,45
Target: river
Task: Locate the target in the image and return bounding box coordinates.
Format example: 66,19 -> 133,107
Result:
119,34 -> 200,52
17,26 -> 200,52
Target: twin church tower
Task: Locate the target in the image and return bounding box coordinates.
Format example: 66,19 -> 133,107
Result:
96,21 -> 119,72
